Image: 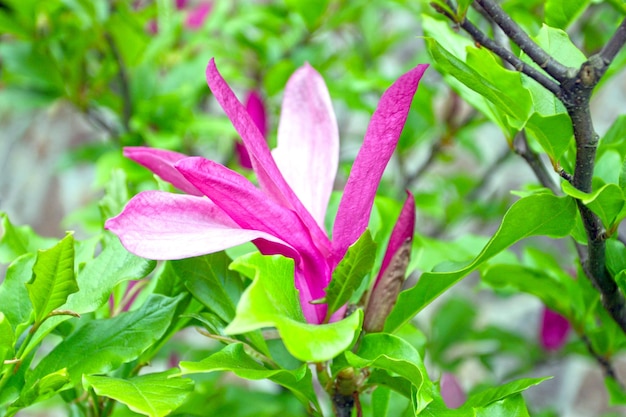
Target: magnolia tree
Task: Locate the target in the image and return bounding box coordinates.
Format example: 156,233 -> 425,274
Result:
2,0 -> 626,416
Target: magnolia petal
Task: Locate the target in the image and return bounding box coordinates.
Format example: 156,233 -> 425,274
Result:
124,147 -> 202,196
205,59 -> 331,255
273,63 -> 339,229
333,64 -> 428,258
377,191 -> 415,284
440,373 -> 466,409
105,191 -> 284,260
245,90 -> 268,138
540,307 -> 570,350
175,157 -> 320,257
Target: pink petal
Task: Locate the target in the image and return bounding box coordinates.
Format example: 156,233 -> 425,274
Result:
272,63 -> 339,229
540,307 -> 570,350
175,0 -> 187,10
440,373 -> 466,408
175,157 -> 319,258
235,91 -> 267,170
332,64 -> 428,259
245,90 -> 268,138
185,2 -> 212,30
375,192 -> 415,288
205,59 -> 331,255
105,191 -> 284,260
124,147 -> 202,196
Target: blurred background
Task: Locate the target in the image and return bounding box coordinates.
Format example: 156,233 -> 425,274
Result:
2,0 -> 626,416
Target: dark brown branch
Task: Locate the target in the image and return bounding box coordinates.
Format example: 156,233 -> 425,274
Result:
597,17 -> 626,71
474,0 -> 573,82
512,131 -> 559,195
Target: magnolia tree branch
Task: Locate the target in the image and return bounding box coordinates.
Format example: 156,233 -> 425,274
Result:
435,3 -> 626,333
473,0 -> 573,82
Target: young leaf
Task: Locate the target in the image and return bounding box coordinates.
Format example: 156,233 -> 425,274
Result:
0,254 -> 35,335
345,333 -> 432,413
324,230 -> 376,318
386,194 -> 577,332
561,181 -> 626,229
225,253 -> 362,362
6,369 -> 70,416
525,112 -> 573,162
29,294 -> 182,385
179,343 -> 320,413
464,377 -> 550,408
0,212 -> 57,264
25,233 -> 78,324
0,312 -> 14,363
83,371 -> 194,417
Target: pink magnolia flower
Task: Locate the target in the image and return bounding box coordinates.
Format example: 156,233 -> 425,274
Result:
236,91 -> 267,169
185,2 -> 212,30
540,306 -> 570,350
105,58 -> 428,324
440,372 -> 466,409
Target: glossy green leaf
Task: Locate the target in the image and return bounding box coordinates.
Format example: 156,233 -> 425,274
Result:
179,343 -> 320,413
0,212 -> 56,264
25,233 -> 77,324
386,194 -> 577,332
545,0 -> 590,30
225,253 -> 362,362
0,254 -> 35,335
323,230 -> 376,318
0,313 -> 14,363
170,252 -> 243,323
562,181 -> 626,229
425,29 -> 531,126
525,112 -> 573,161
83,371 -> 194,417
465,377 -> 549,408
605,376 -> 626,406
475,394 -> 530,417
30,294 -> 181,385
345,333 -> 432,412
6,369 -> 70,416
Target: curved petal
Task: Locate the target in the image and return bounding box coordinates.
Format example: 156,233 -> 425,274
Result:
332,64 -> 428,259
123,147 -> 202,196
205,59 -> 331,255
175,156 -> 321,257
105,191 -> 287,260
273,63 -> 339,229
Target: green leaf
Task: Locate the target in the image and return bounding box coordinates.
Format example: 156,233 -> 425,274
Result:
386,194 -> 577,332
170,252 -> 243,323
323,230 -> 376,318
525,112 -> 573,161
0,312 -> 14,363
545,0 -> 590,29
561,181 -> 626,229
345,333 -> 432,413
464,377 -> 550,408
0,212 -> 57,264
179,343 -> 320,413
285,0 -> 329,30
25,234 -> 78,324
6,369 -> 70,415
225,253 -> 362,362
605,376 -> 626,406
83,371 -> 194,417
475,394 -> 530,417
424,23 -> 532,126
29,294 -> 182,385
0,254 -> 35,336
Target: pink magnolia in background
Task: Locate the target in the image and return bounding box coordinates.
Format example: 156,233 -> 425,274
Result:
236,91 -> 267,169
440,372 -> 466,409
540,306 -> 570,350
106,59 -> 427,324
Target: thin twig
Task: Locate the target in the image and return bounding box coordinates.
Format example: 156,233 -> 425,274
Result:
474,0 -> 573,82
511,131 -> 559,195
597,17 -> 626,69
457,15 -> 562,96
104,32 -> 132,133
581,333 -> 624,391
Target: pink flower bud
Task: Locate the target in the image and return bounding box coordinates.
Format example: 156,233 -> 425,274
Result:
540,307 -> 570,350
440,372 -> 466,408
185,2 -> 212,30
175,0 -> 188,10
